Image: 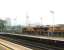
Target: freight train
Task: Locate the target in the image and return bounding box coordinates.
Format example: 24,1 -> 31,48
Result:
22,25 -> 64,37
22,26 -> 49,35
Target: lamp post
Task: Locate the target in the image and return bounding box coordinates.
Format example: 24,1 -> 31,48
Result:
40,17 -> 42,36
50,10 -> 55,36
26,14 -> 29,26
40,17 -> 43,26
26,12 -> 30,27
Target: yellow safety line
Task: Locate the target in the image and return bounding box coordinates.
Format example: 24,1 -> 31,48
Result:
0,43 -> 13,50
6,48 -> 11,50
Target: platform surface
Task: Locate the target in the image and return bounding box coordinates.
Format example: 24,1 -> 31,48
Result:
0,38 -> 32,50
11,33 -> 64,41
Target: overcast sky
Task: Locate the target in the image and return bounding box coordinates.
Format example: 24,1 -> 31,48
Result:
0,0 -> 64,26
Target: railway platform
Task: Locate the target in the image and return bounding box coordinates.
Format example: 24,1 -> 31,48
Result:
9,33 -> 64,41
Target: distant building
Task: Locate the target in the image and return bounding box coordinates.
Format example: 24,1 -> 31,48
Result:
5,18 -> 11,26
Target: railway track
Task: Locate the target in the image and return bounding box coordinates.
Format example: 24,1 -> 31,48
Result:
0,34 -> 64,50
